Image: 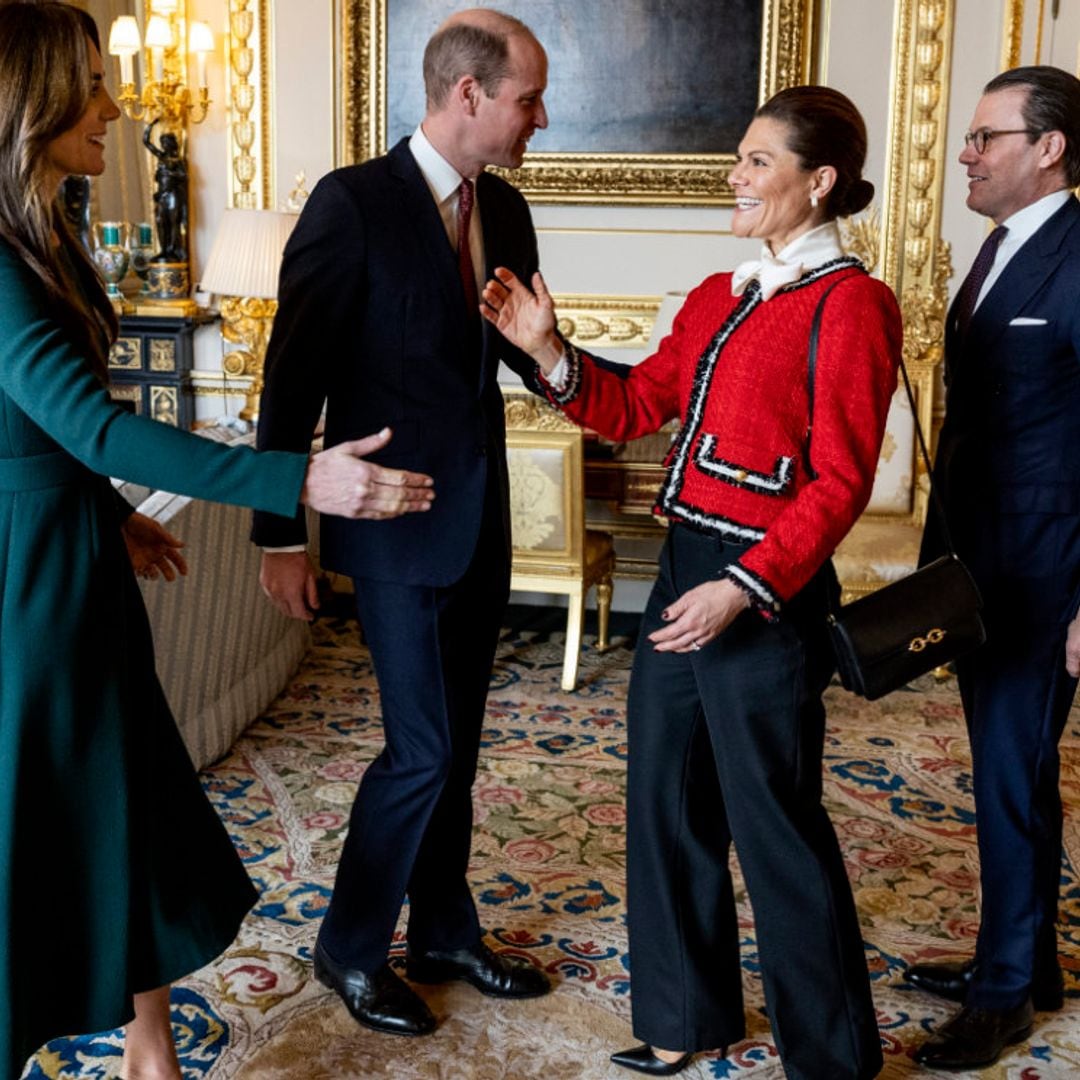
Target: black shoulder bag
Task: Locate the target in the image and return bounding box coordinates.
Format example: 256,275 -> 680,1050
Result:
805,282 -> 986,700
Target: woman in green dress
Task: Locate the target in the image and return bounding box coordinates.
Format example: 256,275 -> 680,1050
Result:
0,5 -> 435,1077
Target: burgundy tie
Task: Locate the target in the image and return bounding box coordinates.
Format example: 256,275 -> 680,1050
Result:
457,179 -> 479,319
953,224 -> 1007,336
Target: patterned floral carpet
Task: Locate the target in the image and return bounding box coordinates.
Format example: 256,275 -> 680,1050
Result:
25,609 -> 1080,1079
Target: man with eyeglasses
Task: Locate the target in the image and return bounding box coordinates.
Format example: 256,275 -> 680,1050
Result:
907,65 -> 1080,1069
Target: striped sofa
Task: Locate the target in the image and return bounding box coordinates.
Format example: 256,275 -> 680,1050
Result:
117,426 -> 312,769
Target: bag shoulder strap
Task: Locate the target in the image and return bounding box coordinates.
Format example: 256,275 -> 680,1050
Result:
804,271 -> 957,557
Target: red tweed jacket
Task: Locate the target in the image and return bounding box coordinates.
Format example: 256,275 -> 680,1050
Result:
542,260 -> 902,615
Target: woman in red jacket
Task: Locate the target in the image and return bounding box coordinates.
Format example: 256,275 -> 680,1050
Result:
484,87 -> 901,1079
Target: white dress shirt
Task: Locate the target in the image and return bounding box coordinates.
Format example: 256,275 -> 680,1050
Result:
409,124 -> 485,295
974,189 -> 1073,311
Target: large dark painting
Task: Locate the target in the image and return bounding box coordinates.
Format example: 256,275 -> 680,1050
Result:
341,0 -> 816,205
386,0 -> 762,155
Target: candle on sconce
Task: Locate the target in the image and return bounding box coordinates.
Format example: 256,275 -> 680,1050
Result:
106,7 -> 214,127
107,14 -> 140,86
144,14 -> 171,84
189,21 -> 214,90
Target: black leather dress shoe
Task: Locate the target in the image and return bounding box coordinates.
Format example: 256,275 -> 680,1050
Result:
313,941 -> 436,1036
904,959 -> 1064,1011
610,1044 -> 697,1076
913,999 -> 1034,1070
904,959 -> 973,1002
406,941 -> 550,998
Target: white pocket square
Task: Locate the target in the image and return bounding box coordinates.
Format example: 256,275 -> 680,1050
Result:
1009,317 -> 1048,326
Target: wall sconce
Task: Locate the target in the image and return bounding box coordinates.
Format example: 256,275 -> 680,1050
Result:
200,209 -> 298,422
108,5 -> 214,128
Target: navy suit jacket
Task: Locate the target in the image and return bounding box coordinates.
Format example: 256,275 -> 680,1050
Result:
924,195 -> 1080,622
252,138 -> 541,587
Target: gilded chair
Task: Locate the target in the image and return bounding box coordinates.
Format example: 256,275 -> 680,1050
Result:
504,393 -> 615,691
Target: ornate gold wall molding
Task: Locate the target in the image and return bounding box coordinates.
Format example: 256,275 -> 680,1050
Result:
503,392 -> 579,432
1033,0 -> 1047,63
190,371 -> 254,397
553,294 -> 661,350
882,0 -> 956,525
840,205 -> 882,274
338,0 -> 815,206
1001,0 -> 1024,69
226,0 -> 273,209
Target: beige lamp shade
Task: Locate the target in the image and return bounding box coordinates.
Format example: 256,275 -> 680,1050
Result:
189,20 -> 215,53
143,14 -> 173,49
646,291 -> 688,355
200,209 -> 298,300
108,15 -> 141,55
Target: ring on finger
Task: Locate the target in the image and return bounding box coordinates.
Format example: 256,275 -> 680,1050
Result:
691,641 -> 702,651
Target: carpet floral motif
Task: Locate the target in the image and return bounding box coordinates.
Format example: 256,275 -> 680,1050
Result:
25,615 -> 1080,1078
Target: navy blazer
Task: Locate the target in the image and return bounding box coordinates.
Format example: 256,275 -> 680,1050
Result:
930,196 -> 1080,532
252,138 -> 541,586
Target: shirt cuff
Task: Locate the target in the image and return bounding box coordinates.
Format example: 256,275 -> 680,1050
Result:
263,544 -> 307,554
544,351 -> 570,390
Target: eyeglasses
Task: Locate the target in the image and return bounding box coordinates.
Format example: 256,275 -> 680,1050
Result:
963,127 -> 1041,154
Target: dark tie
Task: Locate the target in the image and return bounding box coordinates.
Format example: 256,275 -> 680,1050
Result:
457,179 -> 479,319
953,224 -> 1007,336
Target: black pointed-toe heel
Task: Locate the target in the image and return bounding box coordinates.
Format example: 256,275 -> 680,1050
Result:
610,1044 -> 696,1076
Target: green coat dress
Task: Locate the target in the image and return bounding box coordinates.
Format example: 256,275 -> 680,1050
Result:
0,240 -> 309,1078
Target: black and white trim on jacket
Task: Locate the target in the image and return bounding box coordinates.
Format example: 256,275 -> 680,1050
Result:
542,337 -> 583,407
695,437 -> 795,496
721,562 -> 781,620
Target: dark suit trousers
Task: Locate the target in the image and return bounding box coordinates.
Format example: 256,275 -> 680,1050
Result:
625,526 -> 881,1080
317,479 -> 510,972
955,511 -> 1080,1009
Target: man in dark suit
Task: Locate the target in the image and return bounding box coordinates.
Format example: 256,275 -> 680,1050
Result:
252,8 -> 551,1036
907,65 -> 1080,1069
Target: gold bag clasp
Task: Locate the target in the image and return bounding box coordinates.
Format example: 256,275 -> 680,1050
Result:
908,627 -> 946,653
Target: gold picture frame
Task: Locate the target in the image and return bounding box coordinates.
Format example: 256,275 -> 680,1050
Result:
336,0 -> 816,206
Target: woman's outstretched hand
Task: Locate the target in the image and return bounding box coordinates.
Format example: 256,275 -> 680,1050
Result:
301,428 -> 435,520
481,268 -> 564,372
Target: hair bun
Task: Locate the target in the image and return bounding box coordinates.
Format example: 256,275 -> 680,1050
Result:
841,178 -> 874,217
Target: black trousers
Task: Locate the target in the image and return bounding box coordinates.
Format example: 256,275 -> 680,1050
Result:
317,483 -> 510,972
625,525 -> 881,1080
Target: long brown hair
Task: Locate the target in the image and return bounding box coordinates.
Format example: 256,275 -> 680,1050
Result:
0,1 -> 117,375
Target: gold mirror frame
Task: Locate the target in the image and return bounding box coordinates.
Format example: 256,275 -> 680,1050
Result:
336,0 -> 815,206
